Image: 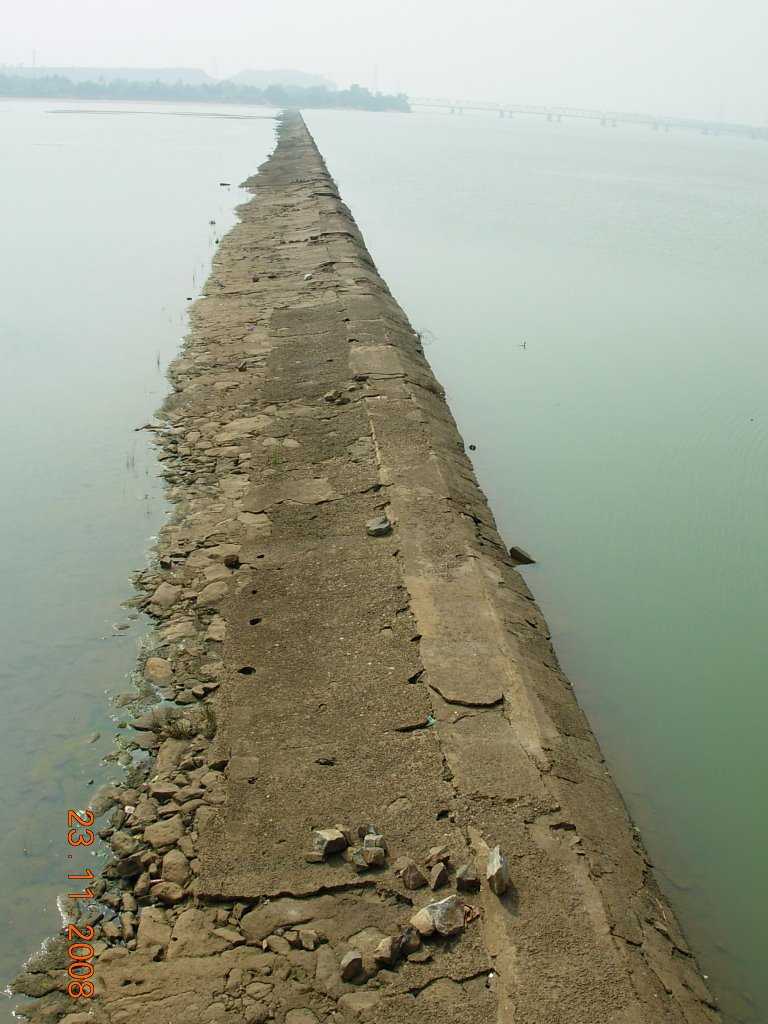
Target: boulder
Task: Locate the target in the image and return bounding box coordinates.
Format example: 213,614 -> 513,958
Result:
196,580 -> 228,607
149,582 -> 181,611
143,814 -> 184,849
150,881 -> 185,905
162,848 -> 190,885
144,656 -> 173,683
110,831 -> 138,858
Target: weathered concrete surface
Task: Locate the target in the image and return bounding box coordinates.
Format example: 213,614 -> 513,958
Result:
15,112 -> 720,1024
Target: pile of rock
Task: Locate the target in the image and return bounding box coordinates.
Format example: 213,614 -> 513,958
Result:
76,730 -> 231,954
305,826 -> 511,901
305,824 -> 388,871
393,842 -> 510,898
301,830 -> 513,984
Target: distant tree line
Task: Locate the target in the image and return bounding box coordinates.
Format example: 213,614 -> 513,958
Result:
0,73 -> 410,112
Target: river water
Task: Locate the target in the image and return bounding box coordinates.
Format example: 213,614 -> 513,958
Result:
304,109 -> 768,1023
0,99 -> 276,1020
0,101 -> 765,1023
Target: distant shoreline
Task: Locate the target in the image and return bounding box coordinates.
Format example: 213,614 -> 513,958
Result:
0,72 -> 410,113
0,97 -> 410,119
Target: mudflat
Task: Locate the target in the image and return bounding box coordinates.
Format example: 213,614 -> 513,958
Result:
14,111 -> 719,1024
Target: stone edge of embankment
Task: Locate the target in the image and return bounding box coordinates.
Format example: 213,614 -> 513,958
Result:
6,120 -> 286,1024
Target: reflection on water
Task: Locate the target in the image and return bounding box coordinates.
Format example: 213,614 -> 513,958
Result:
305,108 -> 768,1023
0,99 -> 275,1019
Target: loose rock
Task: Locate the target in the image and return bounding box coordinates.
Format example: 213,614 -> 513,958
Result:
486,845 -> 510,896
311,827 -> 348,858
266,934 -> 291,955
410,895 -> 465,938
429,862 -> 449,890
400,927 -> 421,954
143,814 -> 185,849
149,582 -> 181,612
362,846 -> 386,868
456,862 -> 481,893
110,831 -> 138,859
196,580 -> 228,607
340,949 -> 363,980
508,545 -> 536,566
409,907 -> 436,937
150,881 -> 185,906
373,936 -> 400,967
345,846 -> 368,872
161,848 -> 190,885
425,844 -> 451,867
396,857 -> 428,890
366,515 -> 392,537
299,929 -> 319,951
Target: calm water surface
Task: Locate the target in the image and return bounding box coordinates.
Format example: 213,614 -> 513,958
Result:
0,100 -> 276,1019
1,101 -> 765,1023
305,109 -> 768,1023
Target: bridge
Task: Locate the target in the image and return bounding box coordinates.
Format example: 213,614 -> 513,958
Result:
409,97 -> 768,141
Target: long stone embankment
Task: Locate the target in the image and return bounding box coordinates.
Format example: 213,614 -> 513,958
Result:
14,111 -> 720,1024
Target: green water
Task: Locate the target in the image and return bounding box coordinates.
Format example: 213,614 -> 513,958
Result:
0,100 -> 276,1020
1,101 -> 765,1023
304,109 -> 768,1023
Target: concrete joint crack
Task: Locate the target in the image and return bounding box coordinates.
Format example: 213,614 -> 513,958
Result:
428,683 -> 504,709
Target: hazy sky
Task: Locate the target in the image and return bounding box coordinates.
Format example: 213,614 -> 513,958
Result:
3,0 -> 767,122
